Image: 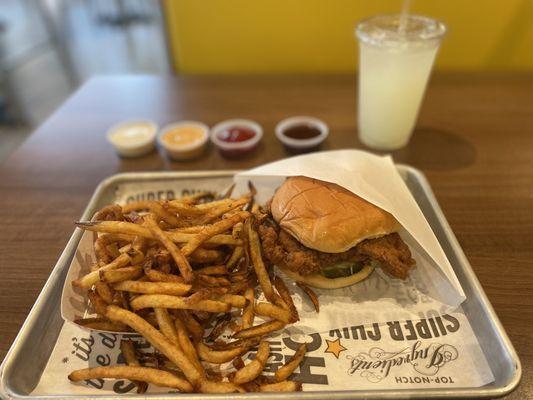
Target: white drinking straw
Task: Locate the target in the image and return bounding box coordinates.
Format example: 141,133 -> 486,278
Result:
398,0 -> 411,34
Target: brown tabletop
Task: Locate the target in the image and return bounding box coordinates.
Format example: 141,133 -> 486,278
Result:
0,74 -> 531,398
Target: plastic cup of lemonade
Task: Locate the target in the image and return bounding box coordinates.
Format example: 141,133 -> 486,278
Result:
356,14 -> 446,150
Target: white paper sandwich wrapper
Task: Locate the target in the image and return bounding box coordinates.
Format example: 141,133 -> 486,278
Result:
233,149 -> 466,329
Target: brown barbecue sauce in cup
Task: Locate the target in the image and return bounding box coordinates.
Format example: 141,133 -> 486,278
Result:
275,116 -> 329,153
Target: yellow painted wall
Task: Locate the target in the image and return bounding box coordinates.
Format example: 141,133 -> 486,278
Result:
162,0 -> 533,74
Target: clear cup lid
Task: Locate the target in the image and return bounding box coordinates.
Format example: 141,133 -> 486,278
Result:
356,14 -> 446,48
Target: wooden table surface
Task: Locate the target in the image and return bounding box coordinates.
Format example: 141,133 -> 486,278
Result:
0,74 -> 531,398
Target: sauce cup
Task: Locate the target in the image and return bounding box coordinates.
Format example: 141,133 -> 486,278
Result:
275,116 -> 329,153
210,119 -> 263,158
158,121 -> 209,161
107,119 -> 158,157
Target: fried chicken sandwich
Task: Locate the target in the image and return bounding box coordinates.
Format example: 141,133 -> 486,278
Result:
258,176 -> 415,289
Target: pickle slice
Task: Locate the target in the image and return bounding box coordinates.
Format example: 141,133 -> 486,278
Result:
321,261 -> 364,279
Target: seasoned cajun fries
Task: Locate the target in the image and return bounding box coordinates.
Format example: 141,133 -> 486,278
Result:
69,192 -> 307,393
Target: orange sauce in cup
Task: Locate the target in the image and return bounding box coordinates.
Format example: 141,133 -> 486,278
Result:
158,122 -> 209,161
161,125 -> 206,147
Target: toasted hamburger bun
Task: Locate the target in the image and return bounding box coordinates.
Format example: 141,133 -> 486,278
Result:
271,176 -> 401,289
271,176 -> 400,253
280,263 -> 376,289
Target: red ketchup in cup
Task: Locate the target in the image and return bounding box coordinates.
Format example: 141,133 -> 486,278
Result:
210,120 -> 263,158
218,127 -> 256,143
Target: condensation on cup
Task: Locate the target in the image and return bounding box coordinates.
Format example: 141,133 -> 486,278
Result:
356,15 -> 446,151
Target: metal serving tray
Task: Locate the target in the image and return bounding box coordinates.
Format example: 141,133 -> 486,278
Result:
0,167 -> 521,399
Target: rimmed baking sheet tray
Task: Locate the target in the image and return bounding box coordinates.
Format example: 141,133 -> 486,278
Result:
0,167 -> 521,399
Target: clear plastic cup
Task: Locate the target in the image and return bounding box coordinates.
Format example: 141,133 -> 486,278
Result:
356,14 -> 446,150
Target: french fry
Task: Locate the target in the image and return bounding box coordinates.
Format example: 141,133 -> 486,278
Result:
176,310 -> 204,342
74,317 -> 129,332
145,269 -> 184,283
189,248 -> 224,264
219,294 -> 247,308
143,312 -> 159,328
192,310 -> 211,322
92,261 -> 105,272
226,246 -> 244,271
72,253 -> 131,288
206,314 -> 231,342
274,276 -> 299,322
259,380 -> 302,392
130,294 -> 231,313
196,265 -> 227,275
154,308 -> 180,345
95,282 -> 114,304
100,265 -> 143,284
181,211 -> 250,256
210,337 -> 260,351
88,290 -> 108,316
200,198 -> 250,223
205,372 -> 226,383
196,274 -> 231,287
219,182 -> 236,200
101,233 -> 135,243
77,220 -> 147,237
113,281 -> 191,296
185,287 -> 228,305
195,198 -> 233,210
166,200 -> 206,216
68,366 -> 193,392
128,248 -> 145,264
105,305 -> 201,385
174,317 -> 204,374
144,215 -> 194,283
105,242 -> 121,259
123,200 -> 180,226
274,343 -> 307,382
120,340 -> 139,365
296,282 -> 320,313
246,221 -> 277,303
230,271 -> 248,282
199,380 -> 244,393
93,204 -> 123,221
94,236 -> 113,264
181,234 -> 240,246
241,287 -> 255,330
118,289 -> 131,310
170,225 -> 205,233
132,235 -> 148,253
76,221 -> 240,246
118,243 -> 132,254
233,341 -> 270,384
255,302 -> 291,324
120,340 -> 148,393
247,181 -> 257,199
233,320 -> 285,340
227,278 -> 256,295
232,357 -> 245,370
232,221 -> 243,237
179,191 -> 214,204
196,341 -> 246,364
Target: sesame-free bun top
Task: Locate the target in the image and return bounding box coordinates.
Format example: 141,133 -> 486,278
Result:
271,176 -> 401,253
